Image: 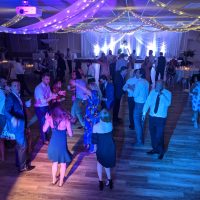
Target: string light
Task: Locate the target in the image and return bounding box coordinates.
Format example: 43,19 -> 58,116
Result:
60,11 -> 127,33
150,0 -> 200,19
103,25 -> 143,34
57,8 -> 200,34
0,0 -> 199,34
0,0 -> 106,34
1,15 -> 24,27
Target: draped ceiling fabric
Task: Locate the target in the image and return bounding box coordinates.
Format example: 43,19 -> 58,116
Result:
0,0 -> 106,34
81,31 -> 182,59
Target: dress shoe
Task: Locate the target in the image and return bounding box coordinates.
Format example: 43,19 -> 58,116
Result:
19,165 -> 35,173
26,165 -> 35,171
106,179 -> 113,189
147,149 -> 159,154
77,126 -> 83,129
58,182 -> 64,187
52,179 -> 59,185
99,181 -> 104,191
158,153 -> 164,160
129,125 -> 134,130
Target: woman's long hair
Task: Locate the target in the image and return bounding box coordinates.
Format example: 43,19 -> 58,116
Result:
51,104 -> 71,124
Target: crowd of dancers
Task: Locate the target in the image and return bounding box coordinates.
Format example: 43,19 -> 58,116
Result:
0,48 -> 199,190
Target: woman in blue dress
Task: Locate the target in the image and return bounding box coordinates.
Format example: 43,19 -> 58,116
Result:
74,78 -> 101,152
84,81 -> 101,153
190,80 -> 200,128
43,105 -> 73,187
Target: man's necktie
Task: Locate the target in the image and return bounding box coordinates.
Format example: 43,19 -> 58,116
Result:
102,85 -> 106,97
154,94 -> 160,114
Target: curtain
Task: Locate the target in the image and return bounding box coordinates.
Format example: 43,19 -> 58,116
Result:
81,31 -> 183,59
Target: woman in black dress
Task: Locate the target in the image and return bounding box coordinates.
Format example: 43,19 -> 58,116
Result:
92,109 -> 116,190
43,105 -> 73,187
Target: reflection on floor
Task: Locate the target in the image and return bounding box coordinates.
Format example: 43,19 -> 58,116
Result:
0,82 -> 200,200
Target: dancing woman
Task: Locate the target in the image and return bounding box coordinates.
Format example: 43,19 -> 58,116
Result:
43,105 -> 73,187
74,79 -> 101,152
92,109 -> 116,190
84,81 -> 101,153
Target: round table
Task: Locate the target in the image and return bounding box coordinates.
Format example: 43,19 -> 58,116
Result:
176,67 -> 199,82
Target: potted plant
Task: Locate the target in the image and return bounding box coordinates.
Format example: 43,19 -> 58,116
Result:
183,50 -> 195,65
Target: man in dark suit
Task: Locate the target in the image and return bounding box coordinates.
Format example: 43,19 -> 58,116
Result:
113,66 -> 127,123
155,52 -> 166,81
57,53 -> 67,82
99,75 -> 114,111
4,79 -> 34,172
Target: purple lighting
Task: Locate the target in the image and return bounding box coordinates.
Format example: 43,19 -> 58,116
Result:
0,0 -> 107,34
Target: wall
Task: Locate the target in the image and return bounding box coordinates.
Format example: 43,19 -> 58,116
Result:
48,33 -> 81,55
0,31 -> 199,64
180,31 -> 200,66
0,32 -> 81,58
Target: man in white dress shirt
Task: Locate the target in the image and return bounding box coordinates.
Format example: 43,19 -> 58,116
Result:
71,70 -> 87,128
142,80 -> 172,159
132,68 -> 149,144
34,73 -> 57,144
123,70 -> 139,129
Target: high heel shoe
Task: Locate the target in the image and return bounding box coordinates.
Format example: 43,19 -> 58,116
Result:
105,179 -> 113,189
99,181 -> 104,191
52,179 -> 58,185
58,183 -> 63,187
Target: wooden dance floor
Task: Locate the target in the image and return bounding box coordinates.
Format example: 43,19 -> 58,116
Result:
0,87 -> 200,200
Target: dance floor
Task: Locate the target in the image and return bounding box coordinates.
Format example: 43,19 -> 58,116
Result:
0,81 -> 200,200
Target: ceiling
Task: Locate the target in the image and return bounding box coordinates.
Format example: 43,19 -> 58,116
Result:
0,0 -> 200,33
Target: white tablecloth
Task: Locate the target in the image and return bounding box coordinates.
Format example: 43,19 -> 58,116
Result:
176,68 -> 199,82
